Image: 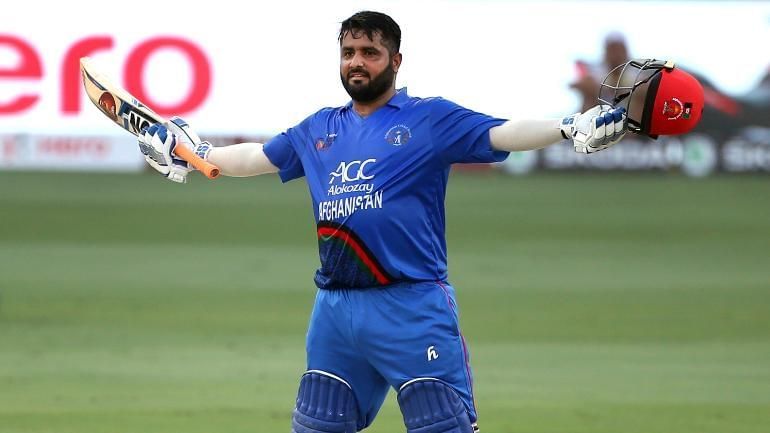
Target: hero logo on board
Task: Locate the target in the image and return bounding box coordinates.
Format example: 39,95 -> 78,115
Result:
0,34 -> 212,117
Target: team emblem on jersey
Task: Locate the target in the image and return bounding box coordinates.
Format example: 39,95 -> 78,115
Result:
315,133 -> 337,151
385,124 -> 411,146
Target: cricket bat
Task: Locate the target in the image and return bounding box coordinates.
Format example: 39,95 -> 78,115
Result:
80,56 -> 220,179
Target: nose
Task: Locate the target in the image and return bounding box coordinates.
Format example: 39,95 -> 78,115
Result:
349,51 -> 365,67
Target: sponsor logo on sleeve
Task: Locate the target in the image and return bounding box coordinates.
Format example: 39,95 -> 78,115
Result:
315,133 -> 337,151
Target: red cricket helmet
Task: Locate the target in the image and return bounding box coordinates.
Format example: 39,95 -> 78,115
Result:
598,59 -> 704,138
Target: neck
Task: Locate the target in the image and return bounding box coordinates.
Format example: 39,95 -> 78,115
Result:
352,87 -> 397,117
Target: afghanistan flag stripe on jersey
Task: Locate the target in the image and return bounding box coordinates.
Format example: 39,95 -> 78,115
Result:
317,221 -> 394,286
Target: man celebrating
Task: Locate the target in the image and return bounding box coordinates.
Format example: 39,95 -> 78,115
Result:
138,11 -> 626,433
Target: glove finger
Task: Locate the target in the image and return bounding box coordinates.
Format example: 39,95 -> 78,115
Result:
160,133 -> 190,168
592,116 -> 607,147
142,124 -> 157,145
620,110 -> 628,134
144,125 -> 173,165
138,133 -> 150,155
614,117 -> 625,136
602,112 -> 615,141
167,134 -> 193,169
167,133 -> 177,155
611,108 -> 626,136
139,128 -> 160,158
611,107 -> 625,123
167,172 -> 187,184
592,115 -> 604,138
154,124 -> 170,145
144,155 -> 170,174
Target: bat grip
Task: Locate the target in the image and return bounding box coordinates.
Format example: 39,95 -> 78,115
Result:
173,145 -> 220,179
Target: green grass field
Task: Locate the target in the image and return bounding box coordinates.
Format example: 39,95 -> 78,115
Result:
1,170 -> 769,433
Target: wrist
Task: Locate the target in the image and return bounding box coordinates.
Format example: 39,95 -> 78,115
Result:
193,141 -> 213,160
559,113 -> 579,140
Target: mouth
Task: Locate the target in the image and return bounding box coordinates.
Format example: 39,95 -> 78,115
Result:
348,71 -> 369,80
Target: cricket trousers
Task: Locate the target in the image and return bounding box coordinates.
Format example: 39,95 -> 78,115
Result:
305,280 -> 477,430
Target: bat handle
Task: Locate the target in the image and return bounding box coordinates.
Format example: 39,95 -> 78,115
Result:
173,144 -> 220,179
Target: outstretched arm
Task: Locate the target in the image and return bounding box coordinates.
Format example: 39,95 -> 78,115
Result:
489,105 -> 628,154
489,118 -> 563,152
207,143 -> 278,177
138,117 -> 279,182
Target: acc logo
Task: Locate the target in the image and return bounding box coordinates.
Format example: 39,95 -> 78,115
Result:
329,159 -> 376,184
385,124 -> 411,146
662,97 -> 684,120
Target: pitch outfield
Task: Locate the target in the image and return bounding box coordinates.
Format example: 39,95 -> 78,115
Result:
0,171 -> 768,433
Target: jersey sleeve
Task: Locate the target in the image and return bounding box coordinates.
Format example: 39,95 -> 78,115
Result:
429,97 -> 509,165
263,127 -> 306,183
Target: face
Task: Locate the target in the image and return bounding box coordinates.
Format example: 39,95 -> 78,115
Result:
339,30 -> 401,103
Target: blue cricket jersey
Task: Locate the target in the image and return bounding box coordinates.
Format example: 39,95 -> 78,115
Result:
263,89 -> 508,289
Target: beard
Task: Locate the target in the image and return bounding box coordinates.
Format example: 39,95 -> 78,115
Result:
340,63 -> 395,103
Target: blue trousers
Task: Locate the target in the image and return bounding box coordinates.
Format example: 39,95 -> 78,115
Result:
305,281 -> 477,430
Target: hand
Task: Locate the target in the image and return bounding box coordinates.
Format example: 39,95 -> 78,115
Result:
165,116 -> 213,164
138,123 -> 191,183
560,105 -> 627,154
137,117 -> 212,183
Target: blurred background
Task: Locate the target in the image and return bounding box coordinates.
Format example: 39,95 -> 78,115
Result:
1,1 -> 769,432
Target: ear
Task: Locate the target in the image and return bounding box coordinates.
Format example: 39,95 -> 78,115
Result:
392,52 -> 403,73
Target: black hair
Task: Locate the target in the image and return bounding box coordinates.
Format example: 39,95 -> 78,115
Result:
338,11 -> 401,55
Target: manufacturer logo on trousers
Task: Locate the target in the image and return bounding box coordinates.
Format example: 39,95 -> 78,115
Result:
427,346 -> 439,361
